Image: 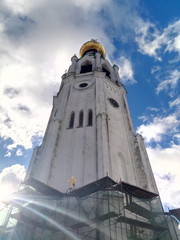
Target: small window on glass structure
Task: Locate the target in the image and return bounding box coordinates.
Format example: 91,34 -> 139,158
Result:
87,109 -> 93,126
69,112 -> 75,128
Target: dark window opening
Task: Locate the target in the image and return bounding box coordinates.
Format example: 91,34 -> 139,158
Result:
79,83 -> 88,88
102,67 -> 110,78
80,64 -> 92,74
108,98 -> 119,108
69,112 -> 75,129
87,110 -> 93,126
78,111 -> 84,127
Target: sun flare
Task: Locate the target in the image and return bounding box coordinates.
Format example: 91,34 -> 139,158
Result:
0,184 -> 13,202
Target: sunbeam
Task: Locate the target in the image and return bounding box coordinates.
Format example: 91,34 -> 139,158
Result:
11,192 -> 109,239
13,199 -> 81,240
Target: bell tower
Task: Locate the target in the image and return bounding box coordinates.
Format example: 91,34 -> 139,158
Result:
26,40 -> 157,194
9,40 -> 174,240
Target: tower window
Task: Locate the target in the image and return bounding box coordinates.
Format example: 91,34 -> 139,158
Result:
102,67 -> 110,78
87,109 -> 93,126
108,98 -> 119,108
78,111 -> 84,128
79,83 -> 88,88
69,112 -> 75,129
80,63 -> 92,74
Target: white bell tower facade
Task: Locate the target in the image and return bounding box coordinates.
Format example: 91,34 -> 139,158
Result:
8,40 -> 176,240
26,40 -> 157,194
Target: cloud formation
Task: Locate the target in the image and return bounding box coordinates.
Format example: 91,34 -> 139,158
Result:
16,148 -> 23,156
147,144 -> 180,209
169,97 -> 180,109
0,0 -> 141,151
137,114 -> 179,143
0,0 -> 179,211
117,56 -> 135,84
0,164 -> 25,184
156,69 -> 180,96
0,164 -> 26,202
136,19 -> 180,60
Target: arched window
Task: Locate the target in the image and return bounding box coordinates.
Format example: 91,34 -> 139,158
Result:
78,111 -> 84,127
87,109 -> 93,126
102,67 -> 110,78
80,61 -> 92,74
69,112 -> 75,129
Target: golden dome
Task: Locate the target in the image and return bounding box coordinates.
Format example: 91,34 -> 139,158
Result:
79,40 -> 106,58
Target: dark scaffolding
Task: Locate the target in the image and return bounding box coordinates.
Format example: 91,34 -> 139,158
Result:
0,176 -> 172,240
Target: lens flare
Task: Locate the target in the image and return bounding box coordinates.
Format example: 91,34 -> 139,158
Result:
13,199 -> 80,240
0,184 -> 13,202
12,194 -> 107,238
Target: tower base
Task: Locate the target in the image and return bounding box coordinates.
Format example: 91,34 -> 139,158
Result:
0,177 -> 173,240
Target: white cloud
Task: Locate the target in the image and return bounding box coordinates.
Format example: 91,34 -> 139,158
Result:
146,107 -> 158,112
0,0 -> 115,151
156,69 -> 180,95
135,21 -> 162,59
169,97 -> 180,108
4,151 -> 11,157
147,144 -> 180,209
174,134 -> 180,144
0,164 -> 26,202
16,148 -> 23,156
151,66 -> 161,74
165,20 -> 180,54
74,0 -> 110,11
135,19 -> 180,59
138,115 -> 148,122
0,164 -> 25,184
137,114 -> 179,143
117,56 -> 136,84
0,0 -> 146,151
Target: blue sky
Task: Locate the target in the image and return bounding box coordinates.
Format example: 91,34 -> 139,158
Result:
0,0 -> 179,210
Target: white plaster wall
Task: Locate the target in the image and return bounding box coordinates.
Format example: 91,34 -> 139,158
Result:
103,79 -> 137,185
97,77 -> 158,193
26,53 -> 158,194
39,72 -> 97,192
136,134 -> 158,193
